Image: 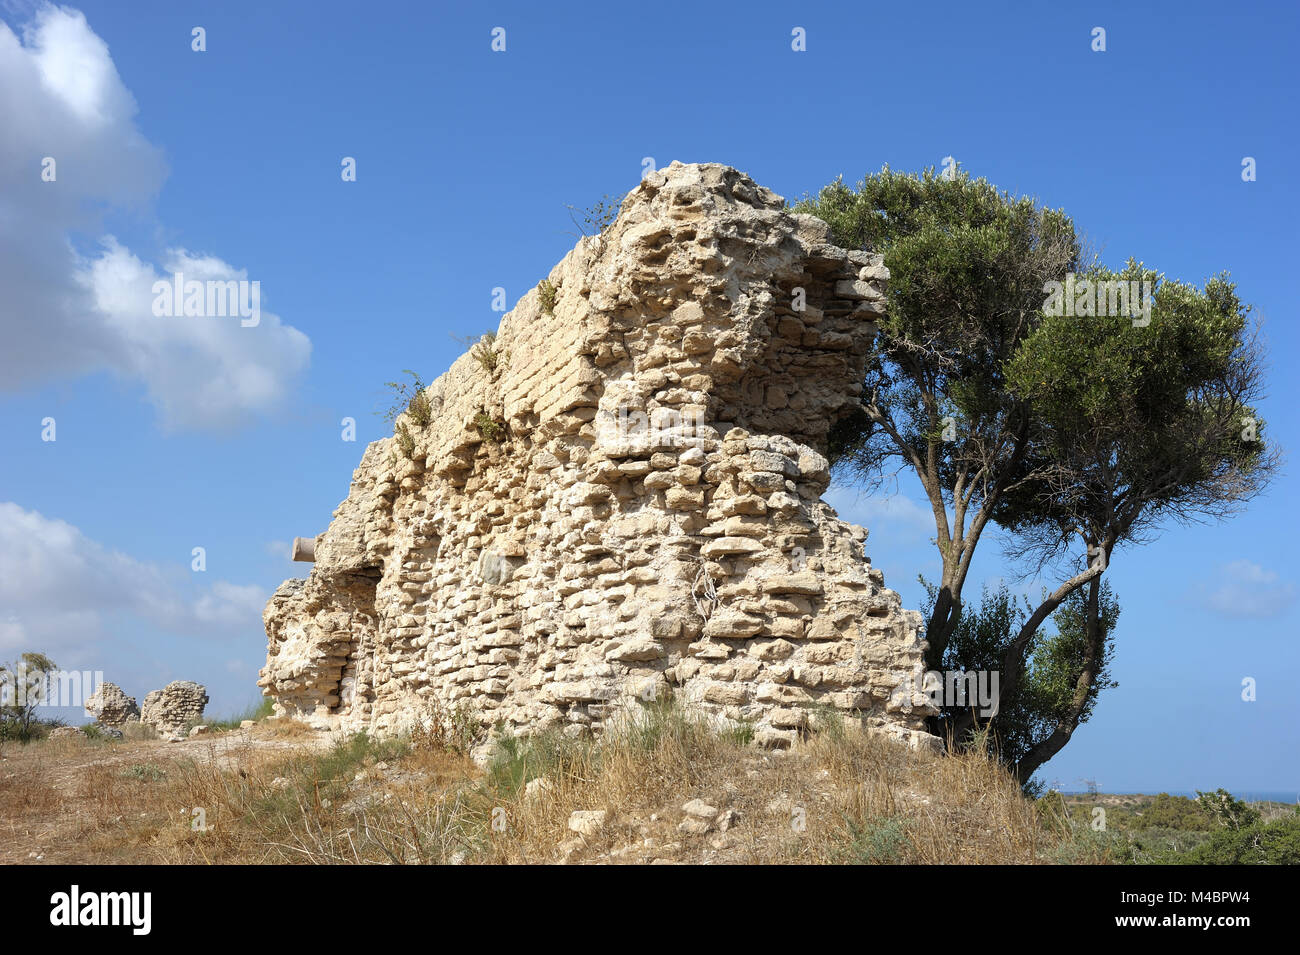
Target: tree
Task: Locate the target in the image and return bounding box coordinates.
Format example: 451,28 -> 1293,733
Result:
968,261 -> 1279,783
925,577 -> 1118,786
1195,789 -> 1261,831
798,170 -> 1278,785
793,167 -> 1080,671
0,652 -> 58,742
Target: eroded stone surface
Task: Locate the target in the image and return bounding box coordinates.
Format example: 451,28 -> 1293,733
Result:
83,682 -> 139,727
260,162 -> 937,749
142,681 -> 208,741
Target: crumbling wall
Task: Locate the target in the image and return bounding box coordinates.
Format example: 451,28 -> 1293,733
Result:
261,162 -> 937,749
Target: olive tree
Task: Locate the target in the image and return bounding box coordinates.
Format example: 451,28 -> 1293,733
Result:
974,262 -> 1278,783
793,167 -> 1079,670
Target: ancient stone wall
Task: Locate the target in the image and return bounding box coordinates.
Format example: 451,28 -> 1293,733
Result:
261,162 -> 936,749
142,680 -> 208,741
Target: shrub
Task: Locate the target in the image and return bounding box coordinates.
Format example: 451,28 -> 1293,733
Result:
537,279 -> 558,316
1173,815 -> 1300,865
566,193 -> 625,236
484,729 -> 586,799
380,370 -> 431,427
0,652 -> 58,742
840,816 -> 909,864
470,332 -> 504,373
411,701 -> 482,756
122,764 -> 167,782
1195,788 -> 1262,830
396,422 -> 416,457
474,411 -> 505,442
1125,793 -> 1215,832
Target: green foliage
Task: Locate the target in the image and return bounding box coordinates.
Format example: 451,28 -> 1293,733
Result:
470,332 -> 505,373
537,279 -> 558,316
840,816 -> 909,863
791,166 -> 1079,479
473,410 -> 505,442
721,718 -> 755,747
792,166 -> 1083,691
1120,793 -> 1214,832
237,731 -> 410,824
923,577 -> 1118,778
1022,582 -> 1119,729
618,694 -> 707,754
798,165 -> 1275,786
484,729 -> 584,799
1047,827 -> 1137,864
309,733 -> 406,787
1195,788 -> 1262,830
413,700 -> 482,755
795,165 -> 1077,349
395,422 -> 416,457
380,370 -> 431,427
1036,790 -> 1288,864
122,763 -> 168,782
998,262 -> 1274,555
0,651 -> 59,743
1172,814 -> 1300,865
382,369 -> 432,458
809,703 -> 848,742
204,698 -> 276,731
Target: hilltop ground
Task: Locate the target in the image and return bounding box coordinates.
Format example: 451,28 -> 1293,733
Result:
1,705 -> 1292,865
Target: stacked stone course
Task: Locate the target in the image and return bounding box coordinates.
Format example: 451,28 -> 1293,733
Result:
261,162 -> 937,749
141,680 -> 208,741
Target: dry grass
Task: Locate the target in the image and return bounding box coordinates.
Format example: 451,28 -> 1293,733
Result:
0,703 -> 1116,865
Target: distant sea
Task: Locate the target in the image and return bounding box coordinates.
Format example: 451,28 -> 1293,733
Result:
1060,790 -> 1299,804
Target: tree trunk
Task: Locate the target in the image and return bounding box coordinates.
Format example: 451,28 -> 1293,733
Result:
1013,575 -> 1104,785
924,573 -> 963,670
949,562 -> 1103,745
923,563 -> 964,740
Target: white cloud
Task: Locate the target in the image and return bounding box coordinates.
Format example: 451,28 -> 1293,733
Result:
1200,560 -> 1295,619
78,240 -> 311,430
24,1 -> 124,125
195,582 -> 267,627
0,4 -> 310,430
825,486 -> 936,536
0,502 -> 269,664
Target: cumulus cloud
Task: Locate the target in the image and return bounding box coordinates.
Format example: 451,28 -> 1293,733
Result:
1200,560 -> 1295,619
79,240 -> 311,429
0,502 -> 269,664
0,4 -> 310,430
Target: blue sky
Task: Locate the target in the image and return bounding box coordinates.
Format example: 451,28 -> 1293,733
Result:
1,0 -> 1295,794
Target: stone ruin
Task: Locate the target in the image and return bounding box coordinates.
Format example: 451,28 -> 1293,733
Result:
84,682 -> 140,727
141,680 -> 208,741
261,162 -> 937,750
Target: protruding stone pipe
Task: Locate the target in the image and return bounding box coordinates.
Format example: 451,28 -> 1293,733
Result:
291,536 -> 317,562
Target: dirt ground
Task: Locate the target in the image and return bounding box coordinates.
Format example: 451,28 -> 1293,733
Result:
0,715 -> 1083,865
0,723 -> 337,864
